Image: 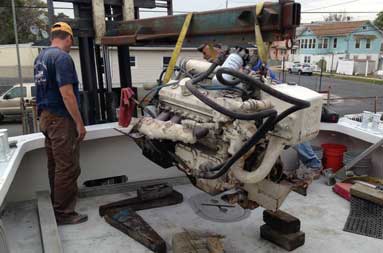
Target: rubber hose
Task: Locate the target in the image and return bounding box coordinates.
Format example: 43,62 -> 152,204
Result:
215,68 -> 310,109
186,81 -> 275,121
197,111 -> 277,179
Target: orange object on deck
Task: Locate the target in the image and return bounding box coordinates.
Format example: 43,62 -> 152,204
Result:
322,144 -> 347,172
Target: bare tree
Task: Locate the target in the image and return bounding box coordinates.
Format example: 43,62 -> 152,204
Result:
324,12 -> 352,22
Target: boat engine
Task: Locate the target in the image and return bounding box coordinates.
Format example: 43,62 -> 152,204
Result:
130,50 -> 323,210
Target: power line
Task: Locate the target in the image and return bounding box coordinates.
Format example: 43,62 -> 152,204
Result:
302,11 -> 378,14
303,0 -> 362,12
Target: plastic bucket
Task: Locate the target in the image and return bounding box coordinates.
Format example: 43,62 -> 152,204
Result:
321,144 -> 347,172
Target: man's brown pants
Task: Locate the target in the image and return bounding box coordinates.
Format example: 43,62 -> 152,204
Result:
40,110 -> 80,218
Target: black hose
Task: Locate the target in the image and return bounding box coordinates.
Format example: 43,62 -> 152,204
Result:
187,81 -> 275,121
216,68 -> 310,109
192,62 -> 219,84
197,112 -> 277,179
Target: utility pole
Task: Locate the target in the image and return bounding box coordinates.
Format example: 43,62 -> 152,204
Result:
226,0 -> 229,8
11,0 -> 26,134
319,58 -> 324,92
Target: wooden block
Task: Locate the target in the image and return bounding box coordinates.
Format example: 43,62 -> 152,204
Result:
260,224 -> 305,251
36,191 -> 63,253
207,237 -> 224,253
350,183 -> 383,206
172,232 -> 224,253
263,210 -> 300,234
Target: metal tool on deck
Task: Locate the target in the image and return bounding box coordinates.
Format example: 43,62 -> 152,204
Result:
99,183 -> 183,253
336,137 -> 383,179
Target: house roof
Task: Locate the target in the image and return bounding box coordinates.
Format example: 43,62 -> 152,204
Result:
306,20 -> 368,37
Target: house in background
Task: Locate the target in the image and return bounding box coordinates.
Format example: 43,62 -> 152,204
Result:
295,20 -> 383,74
0,42 -> 202,89
269,41 -> 290,61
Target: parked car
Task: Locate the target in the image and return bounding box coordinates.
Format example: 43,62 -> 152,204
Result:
288,63 -> 314,75
0,83 -> 35,122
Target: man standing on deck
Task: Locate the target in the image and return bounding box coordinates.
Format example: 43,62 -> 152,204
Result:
34,22 -> 87,225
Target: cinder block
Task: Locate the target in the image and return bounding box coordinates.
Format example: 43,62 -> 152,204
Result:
263,210 -> 300,234
260,224 -> 305,251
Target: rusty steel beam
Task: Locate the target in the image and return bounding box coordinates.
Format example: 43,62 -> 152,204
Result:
54,0 -> 156,8
102,1 -> 301,46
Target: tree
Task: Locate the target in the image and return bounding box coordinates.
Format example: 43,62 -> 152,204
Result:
324,12 -> 352,22
0,0 -> 48,44
374,11 -> 383,30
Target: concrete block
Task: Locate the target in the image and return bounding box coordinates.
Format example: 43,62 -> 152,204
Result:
263,210 -> 300,234
260,224 -> 305,251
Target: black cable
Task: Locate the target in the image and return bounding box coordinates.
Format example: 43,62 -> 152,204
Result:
215,67 -> 312,124
215,68 -> 310,109
197,112 -> 277,179
187,80 -> 276,120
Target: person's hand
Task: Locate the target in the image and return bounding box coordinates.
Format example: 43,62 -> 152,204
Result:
76,123 -> 86,142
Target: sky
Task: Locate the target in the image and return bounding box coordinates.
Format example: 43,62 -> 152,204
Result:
52,0 -> 382,23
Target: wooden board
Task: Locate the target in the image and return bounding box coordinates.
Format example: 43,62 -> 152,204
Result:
350,183 -> 383,206
36,191 -> 63,253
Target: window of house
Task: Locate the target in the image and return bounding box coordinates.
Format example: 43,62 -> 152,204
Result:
355,39 -> 360,48
130,56 -> 136,67
333,38 -> 337,48
362,26 -> 367,30
308,39 -> 312,49
304,56 -> 311,63
313,39 -> 316,49
323,38 -> 328,49
318,39 -> 323,49
304,39 -> 308,48
291,49 -> 296,55
5,87 -> 27,99
366,39 -> 371,49
163,56 -> 171,69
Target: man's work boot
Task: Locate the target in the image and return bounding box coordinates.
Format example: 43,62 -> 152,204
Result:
56,212 -> 88,226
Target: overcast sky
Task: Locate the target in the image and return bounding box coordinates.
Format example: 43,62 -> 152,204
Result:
53,0 -> 382,23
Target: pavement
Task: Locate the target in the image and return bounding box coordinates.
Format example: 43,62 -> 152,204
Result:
0,121 -> 23,137
278,72 -> 383,116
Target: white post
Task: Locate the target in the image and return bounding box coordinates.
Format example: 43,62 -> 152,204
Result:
92,0 -> 106,45
11,0 -> 26,134
122,0 -> 135,21
365,59 -> 369,77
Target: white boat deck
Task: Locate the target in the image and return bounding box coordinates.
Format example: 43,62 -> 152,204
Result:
3,180 -> 382,253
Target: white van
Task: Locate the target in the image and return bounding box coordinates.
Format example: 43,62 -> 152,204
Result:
0,83 -> 35,122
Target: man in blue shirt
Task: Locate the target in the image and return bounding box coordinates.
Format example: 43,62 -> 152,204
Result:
35,22 -> 87,225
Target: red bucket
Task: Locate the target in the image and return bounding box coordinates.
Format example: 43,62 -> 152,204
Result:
321,144 -> 347,172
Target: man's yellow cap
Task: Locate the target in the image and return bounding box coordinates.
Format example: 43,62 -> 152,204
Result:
51,22 -> 73,37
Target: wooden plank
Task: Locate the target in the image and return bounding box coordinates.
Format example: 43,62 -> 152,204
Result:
350,183 -> 383,206
79,176 -> 189,198
37,191 -> 63,253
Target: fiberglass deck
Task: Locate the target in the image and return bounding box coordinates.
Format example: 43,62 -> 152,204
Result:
3,180 -> 383,253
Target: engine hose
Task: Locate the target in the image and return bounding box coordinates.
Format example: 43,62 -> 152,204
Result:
199,84 -> 248,98
192,62 -> 219,84
197,111 -> 277,179
215,68 -> 310,109
187,81 -> 275,121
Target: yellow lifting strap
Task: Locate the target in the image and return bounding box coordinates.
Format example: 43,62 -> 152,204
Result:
255,2 -> 269,64
163,13 -> 193,84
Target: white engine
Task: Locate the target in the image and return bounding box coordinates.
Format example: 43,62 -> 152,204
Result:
131,56 -> 322,210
